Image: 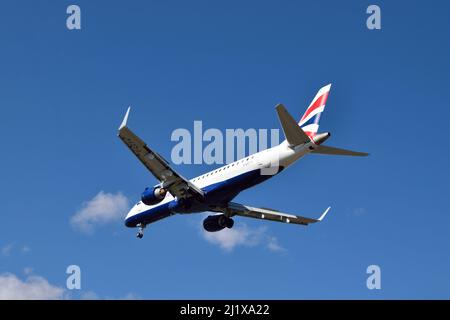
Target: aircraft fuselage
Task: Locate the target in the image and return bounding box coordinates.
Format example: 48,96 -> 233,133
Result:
124,139 -> 311,228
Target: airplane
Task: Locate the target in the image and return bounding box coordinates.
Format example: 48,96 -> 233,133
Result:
118,84 -> 368,239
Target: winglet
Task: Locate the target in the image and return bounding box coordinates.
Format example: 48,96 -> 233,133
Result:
318,206 -> 331,221
119,106 -> 131,130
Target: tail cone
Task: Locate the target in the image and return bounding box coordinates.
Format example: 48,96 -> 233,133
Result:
313,132 -> 330,145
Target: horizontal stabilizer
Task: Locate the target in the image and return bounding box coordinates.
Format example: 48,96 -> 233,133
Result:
276,104 -> 310,146
311,145 -> 369,157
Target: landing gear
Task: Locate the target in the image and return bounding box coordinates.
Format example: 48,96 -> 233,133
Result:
136,223 -> 146,239
223,210 -> 234,229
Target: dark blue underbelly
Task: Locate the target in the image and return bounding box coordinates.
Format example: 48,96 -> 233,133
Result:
202,168 -> 276,204
125,167 -> 284,227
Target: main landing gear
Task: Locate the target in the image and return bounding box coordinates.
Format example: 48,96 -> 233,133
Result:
136,223 -> 146,239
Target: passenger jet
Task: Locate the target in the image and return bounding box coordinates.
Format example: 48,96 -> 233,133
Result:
118,84 -> 368,238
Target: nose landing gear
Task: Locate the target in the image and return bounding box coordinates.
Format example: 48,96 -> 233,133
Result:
136,223 -> 146,239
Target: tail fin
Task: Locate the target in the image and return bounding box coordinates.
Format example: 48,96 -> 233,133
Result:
276,104 -> 311,146
299,84 -> 331,138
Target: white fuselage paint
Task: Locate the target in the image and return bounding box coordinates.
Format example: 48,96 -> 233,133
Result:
125,139 -> 314,222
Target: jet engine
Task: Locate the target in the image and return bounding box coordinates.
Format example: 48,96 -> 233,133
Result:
203,214 -> 234,232
141,186 -> 167,206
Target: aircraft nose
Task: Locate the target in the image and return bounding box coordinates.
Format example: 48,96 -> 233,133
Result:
124,217 -> 134,228
124,207 -> 137,228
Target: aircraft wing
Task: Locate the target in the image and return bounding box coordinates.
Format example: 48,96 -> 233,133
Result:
225,202 -> 331,226
117,107 -> 204,200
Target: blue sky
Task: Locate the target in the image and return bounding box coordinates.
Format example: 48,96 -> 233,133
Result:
0,0 -> 449,299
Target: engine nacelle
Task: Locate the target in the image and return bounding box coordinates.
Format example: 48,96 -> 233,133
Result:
203,214 -> 234,232
141,186 -> 167,206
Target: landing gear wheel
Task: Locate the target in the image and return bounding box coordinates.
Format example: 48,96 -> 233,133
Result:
216,215 -> 235,230
226,217 -> 234,229
218,215 -> 227,228
136,223 -> 146,239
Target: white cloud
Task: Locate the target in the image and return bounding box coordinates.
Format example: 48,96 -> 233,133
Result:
22,246 -> 31,253
0,271 -> 138,300
70,191 -> 129,233
80,291 -> 139,300
201,222 -> 286,253
1,244 -> 14,256
354,207 -> 367,216
1,244 -> 31,257
120,292 -> 140,300
23,267 -> 34,276
0,273 -> 65,300
80,291 -> 100,300
267,236 -> 287,253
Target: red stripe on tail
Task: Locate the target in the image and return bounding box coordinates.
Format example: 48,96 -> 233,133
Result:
300,92 -> 329,123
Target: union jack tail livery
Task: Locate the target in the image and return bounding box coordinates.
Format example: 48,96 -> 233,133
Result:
299,84 -> 331,138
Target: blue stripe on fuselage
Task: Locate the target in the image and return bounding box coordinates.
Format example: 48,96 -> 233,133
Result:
124,166 -> 284,228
